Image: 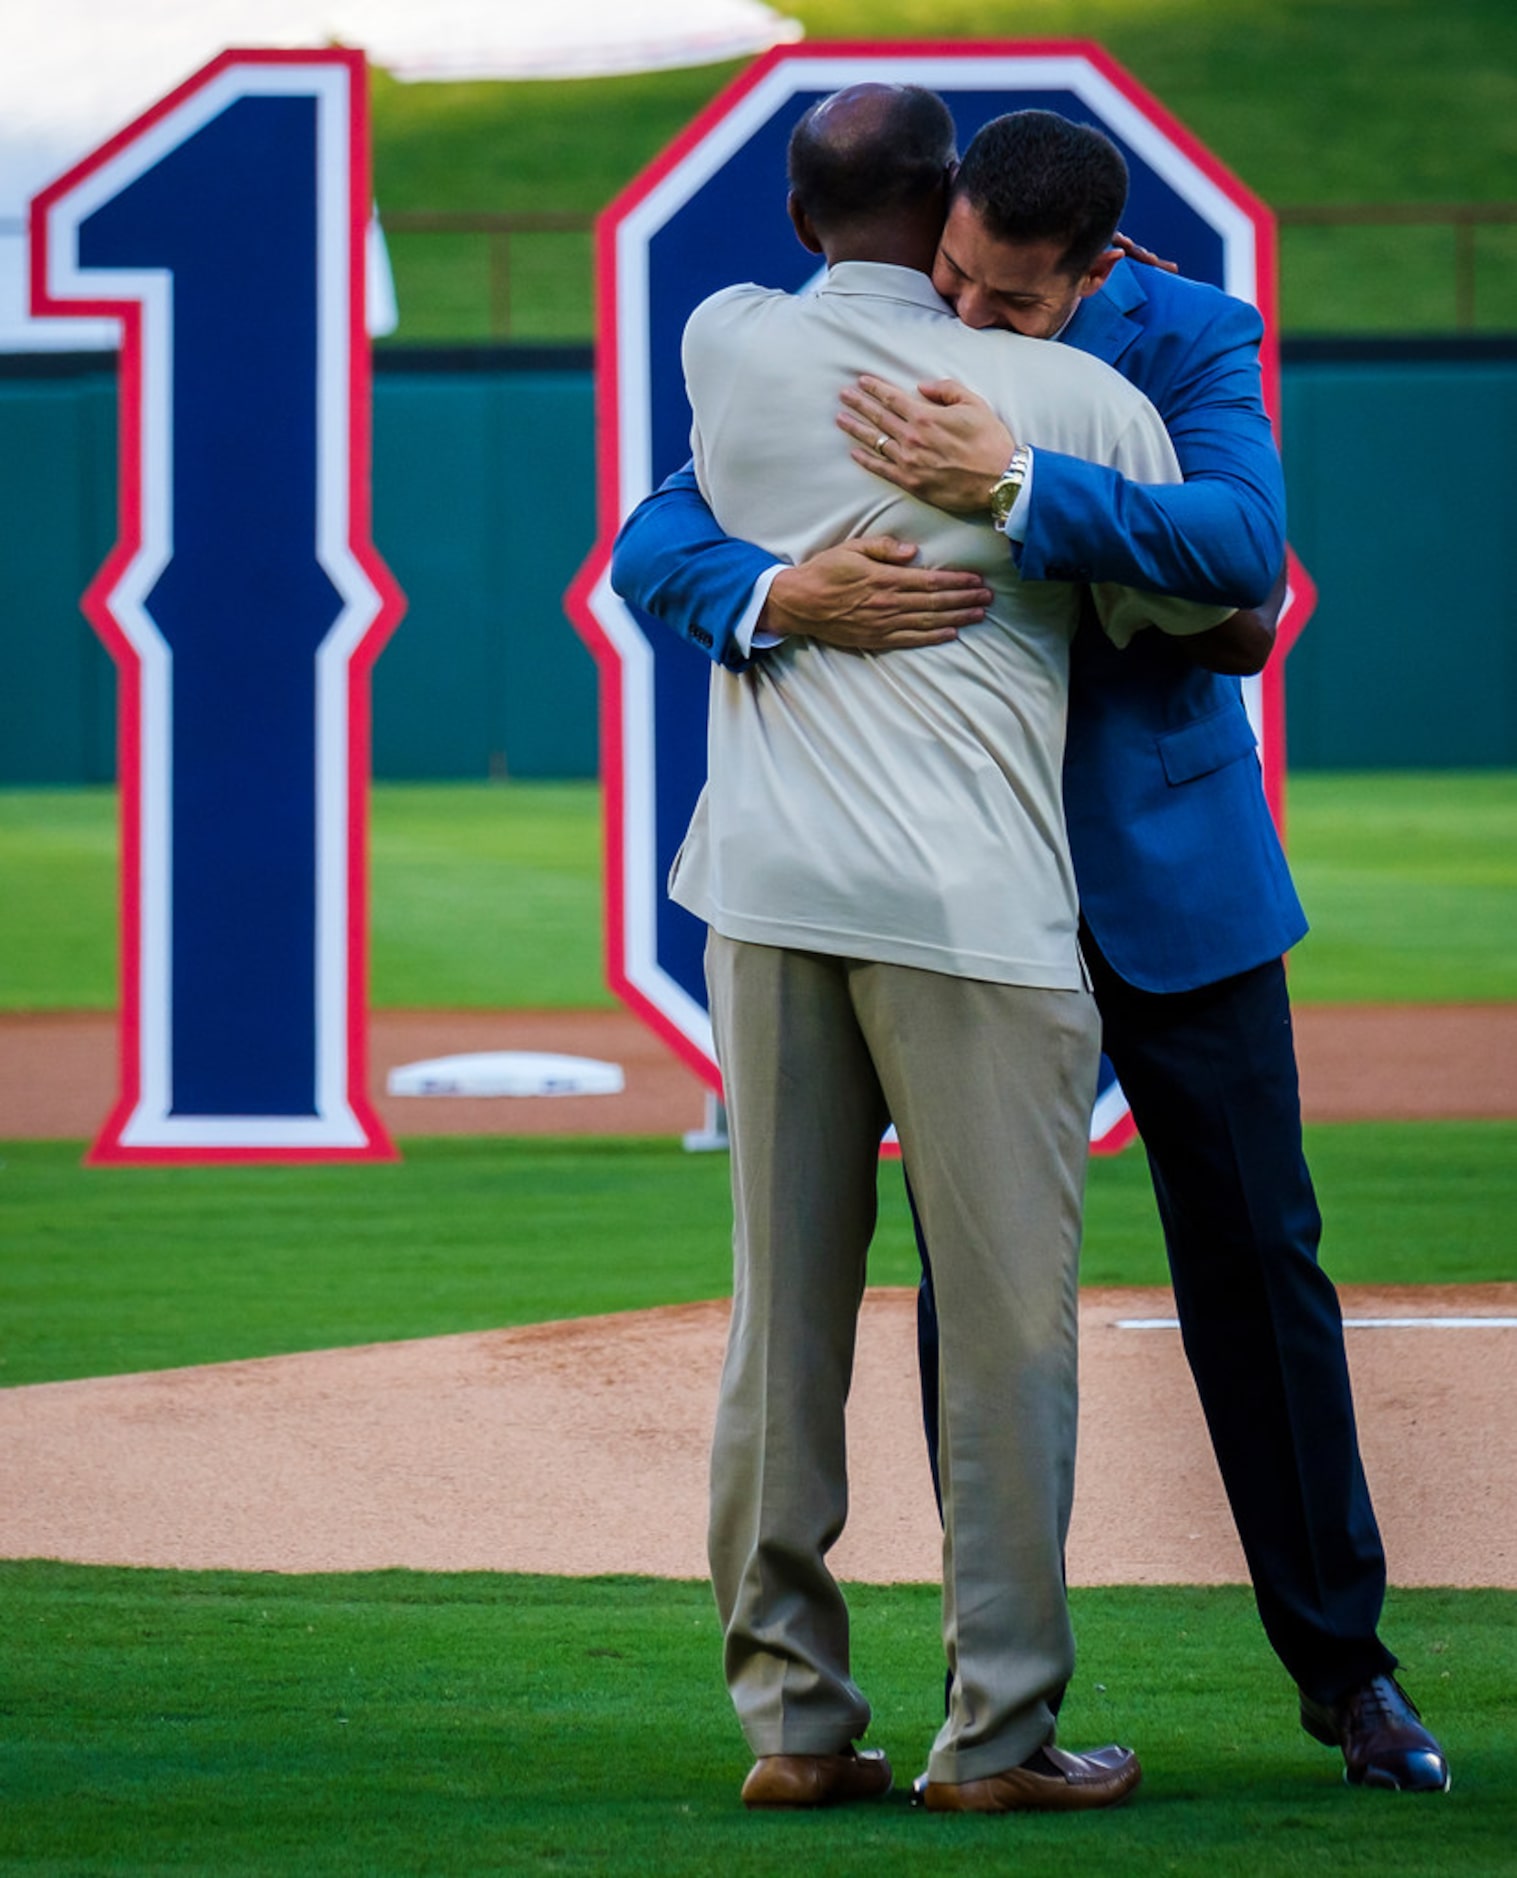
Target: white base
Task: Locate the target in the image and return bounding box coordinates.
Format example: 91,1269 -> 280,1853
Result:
386,1051 -> 624,1098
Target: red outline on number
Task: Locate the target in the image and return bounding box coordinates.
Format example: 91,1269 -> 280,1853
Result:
569,39 -> 1313,1133
1095,1114 -> 1140,1158
339,49 -> 407,1164
30,47 -> 403,1164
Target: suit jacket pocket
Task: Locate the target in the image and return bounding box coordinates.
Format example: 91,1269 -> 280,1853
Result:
1157,705 -> 1259,786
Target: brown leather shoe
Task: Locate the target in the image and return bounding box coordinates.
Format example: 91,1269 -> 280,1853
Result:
923,1743 -> 1141,1813
740,1746 -> 894,1809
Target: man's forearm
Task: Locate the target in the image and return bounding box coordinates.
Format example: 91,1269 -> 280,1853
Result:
1018,303 -> 1287,607
611,465 -> 778,668
611,463 -> 992,663
1017,449 -> 1284,609
839,394 -> 1284,608
1172,560 -> 1289,675
838,298 -> 1288,612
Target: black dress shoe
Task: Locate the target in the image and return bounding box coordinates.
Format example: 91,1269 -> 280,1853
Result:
1300,1675 -> 1450,1792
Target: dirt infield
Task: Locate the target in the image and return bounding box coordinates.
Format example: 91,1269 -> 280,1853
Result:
3,1286 -> 1514,1586
2,1001 -> 1516,1140
3,1003 -> 1512,1588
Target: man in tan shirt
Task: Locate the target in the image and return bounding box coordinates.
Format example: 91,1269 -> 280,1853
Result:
679,83 -> 1225,1816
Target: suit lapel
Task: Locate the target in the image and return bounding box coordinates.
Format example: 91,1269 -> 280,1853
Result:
1062,259 -> 1147,368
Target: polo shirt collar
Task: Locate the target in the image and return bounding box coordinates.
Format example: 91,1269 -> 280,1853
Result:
818,261 -> 953,314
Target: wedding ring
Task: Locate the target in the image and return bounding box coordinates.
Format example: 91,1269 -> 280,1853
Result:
874,432 -> 891,455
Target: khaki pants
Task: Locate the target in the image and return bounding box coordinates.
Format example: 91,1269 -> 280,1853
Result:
705,934 -> 1100,1783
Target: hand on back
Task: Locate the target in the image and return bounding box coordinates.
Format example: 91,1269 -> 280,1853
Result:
764,536 -> 991,650
837,376 -> 1016,514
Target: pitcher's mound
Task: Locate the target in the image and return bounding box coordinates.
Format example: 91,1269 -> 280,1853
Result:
2,1286 -> 1513,1586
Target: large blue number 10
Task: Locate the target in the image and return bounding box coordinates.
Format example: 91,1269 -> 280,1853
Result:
32,50 -> 404,1162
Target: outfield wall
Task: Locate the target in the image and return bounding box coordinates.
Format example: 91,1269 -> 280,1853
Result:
3,338 -> 1514,784
1280,338 -> 1517,771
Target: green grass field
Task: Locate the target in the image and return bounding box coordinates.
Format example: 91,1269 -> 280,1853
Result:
3,1111 -> 1513,1871
369,0 -> 1517,340
3,1566 -> 1512,1877
3,761 -> 1513,1870
2,1123 -> 1513,1388
2,771 -> 1514,1011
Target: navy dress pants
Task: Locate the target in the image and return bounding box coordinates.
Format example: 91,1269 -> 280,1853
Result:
916,932 -> 1396,1706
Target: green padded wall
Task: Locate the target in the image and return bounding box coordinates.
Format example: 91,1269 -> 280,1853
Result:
2,340 -> 1513,783
1281,340 -> 1517,769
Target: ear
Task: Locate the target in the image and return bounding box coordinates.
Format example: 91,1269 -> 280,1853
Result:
1078,246 -> 1124,298
787,191 -> 824,255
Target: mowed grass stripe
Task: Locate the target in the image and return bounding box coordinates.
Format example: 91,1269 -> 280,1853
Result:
1,1566 -> 1511,1876
2,1122 -> 1512,1388
1,773 -> 1515,1011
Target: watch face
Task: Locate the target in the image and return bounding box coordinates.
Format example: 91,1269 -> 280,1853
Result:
991,475 -> 1022,526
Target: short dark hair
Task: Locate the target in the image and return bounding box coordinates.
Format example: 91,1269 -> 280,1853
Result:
954,110 -> 1129,275
787,84 -> 957,234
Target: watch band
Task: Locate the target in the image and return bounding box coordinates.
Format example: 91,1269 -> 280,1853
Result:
989,445 -> 1033,534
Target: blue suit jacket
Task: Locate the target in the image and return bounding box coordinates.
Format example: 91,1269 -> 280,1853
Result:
611,258 -> 1306,993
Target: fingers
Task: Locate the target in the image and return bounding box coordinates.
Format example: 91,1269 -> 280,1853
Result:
853,373 -> 979,414
852,555 -> 998,600
872,589 -> 990,618
847,564 -> 993,611
1112,231 -> 1180,274
815,612 -> 979,651
809,538 -> 992,601
837,385 -> 897,456
871,623 -> 965,648
888,599 -> 987,628
781,536 -> 992,649
849,534 -> 920,563
846,441 -> 912,487
851,374 -> 911,417
838,374 -> 927,450
840,374 -> 1008,511
915,377 -> 978,408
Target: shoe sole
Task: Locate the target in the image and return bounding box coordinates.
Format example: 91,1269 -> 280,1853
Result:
1346,1765 -> 1452,1795
924,1767 -> 1141,1814
743,1786 -> 893,1810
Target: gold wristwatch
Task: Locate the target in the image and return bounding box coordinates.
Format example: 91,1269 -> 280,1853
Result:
989,445 -> 1033,534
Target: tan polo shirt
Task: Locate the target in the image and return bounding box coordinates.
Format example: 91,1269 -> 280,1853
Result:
670,262 -> 1225,988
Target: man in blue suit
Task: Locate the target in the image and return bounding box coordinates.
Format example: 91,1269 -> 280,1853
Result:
611,107 -> 1448,1794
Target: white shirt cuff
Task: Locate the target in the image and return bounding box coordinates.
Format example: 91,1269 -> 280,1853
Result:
1002,446 -> 1035,545
735,563 -> 786,657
